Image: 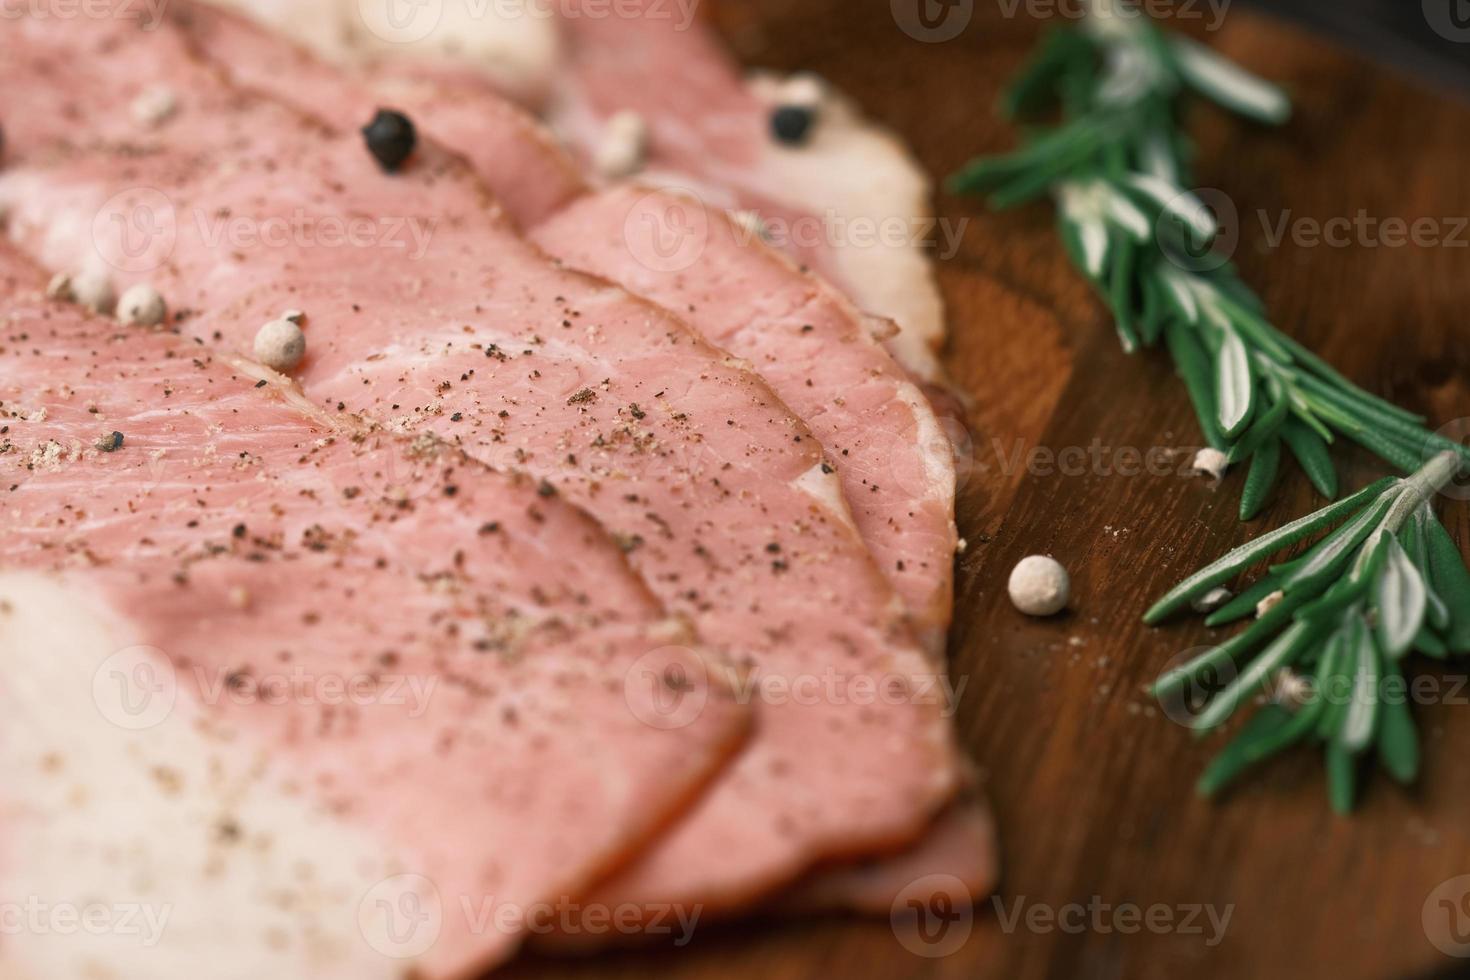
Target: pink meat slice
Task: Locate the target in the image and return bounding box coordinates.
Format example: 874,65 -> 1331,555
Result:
166,0 -> 585,230
162,6 -> 988,913
0,6 -> 959,922
165,0 -> 957,656
543,0 -> 948,382
0,243 -> 747,978
533,187 -> 957,651
778,777 -> 999,916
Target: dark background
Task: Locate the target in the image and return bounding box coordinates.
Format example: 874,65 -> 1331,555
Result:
1246,0 -> 1470,94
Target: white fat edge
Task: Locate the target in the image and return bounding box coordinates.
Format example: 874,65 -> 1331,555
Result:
792,461 -> 860,541
0,572 -> 403,980
892,380 -> 958,509
0,173 -> 99,276
204,0 -> 562,102
731,77 -> 945,382
220,353 -> 340,429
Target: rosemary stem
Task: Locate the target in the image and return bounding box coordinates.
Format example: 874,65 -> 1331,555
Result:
1382,451 -> 1463,535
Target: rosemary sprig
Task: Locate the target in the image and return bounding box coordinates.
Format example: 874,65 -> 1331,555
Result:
950,7 -> 1470,517
1146,452 -> 1470,812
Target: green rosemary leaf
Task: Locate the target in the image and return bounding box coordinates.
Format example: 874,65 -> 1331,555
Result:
1239,436 -> 1282,522
1154,458 -> 1464,807
1205,571 -> 1284,626
1138,272 -> 1166,347
1162,318 -> 1226,450
1404,514 -> 1450,633
1297,373 -> 1470,465
1296,572 -> 1373,625
1204,266 -> 1266,316
1191,617 -> 1321,732
1325,740 -> 1357,815
1414,628 -> 1449,659
1153,591 -> 1308,702
1287,398 -> 1338,446
959,13 -> 1447,511
1281,418 -> 1339,499
1143,478 -> 1396,624
1123,173 -> 1216,242
1313,626 -> 1353,740
1376,656 -> 1419,784
1000,27 -> 1092,119
1336,422 -> 1425,476
1207,289 -> 1295,364
1168,36 -> 1291,124
1215,329 -> 1255,439
1102,182 -> 1153,241
1196,703 -> 1315,799
1374,534 -> 1427,658
1424,513 -> 1470,654
1339,614 -> 1380,752
1108,230 -> 1140,353
989,158 -> 1088,209
1157,268 -> 1200,324
1260,324 -> 1427,426
1274,489 -> 1397,592
1057,211 -> 1091,277
1228,387 -> 1289,465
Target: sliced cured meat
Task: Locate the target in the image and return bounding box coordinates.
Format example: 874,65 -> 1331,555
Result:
537,1 -> 950,383
182,0 -> 948,382
166,0 -> 957,653
0,243 -> 747,978
778,781 -> 999,916
0,6 -> 960,922
167,0 -> 584,229
162,9 -> 980,914
533,187 -> 957,650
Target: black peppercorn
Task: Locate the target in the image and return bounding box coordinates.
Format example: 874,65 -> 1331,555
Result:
770,105 -> 815,146
361,109 -> 417,173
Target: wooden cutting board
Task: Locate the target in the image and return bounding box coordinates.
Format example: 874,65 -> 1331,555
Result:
507,4 -> 1470,978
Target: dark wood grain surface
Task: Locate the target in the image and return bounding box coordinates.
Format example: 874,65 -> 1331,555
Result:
507,4 -> 1470,978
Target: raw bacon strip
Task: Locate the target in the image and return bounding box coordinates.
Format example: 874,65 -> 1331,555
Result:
0,243 -> 747,978
0,6 -> 959,922
167,0 -> 957,655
